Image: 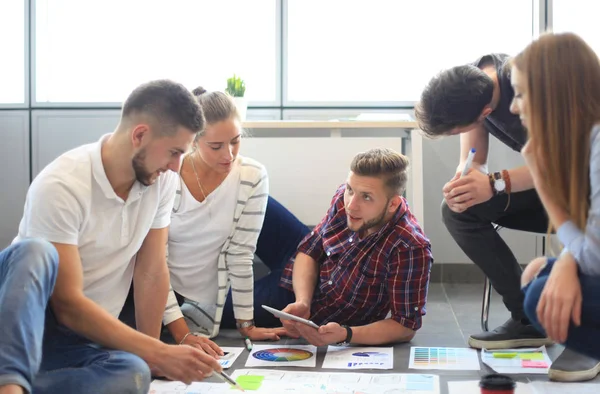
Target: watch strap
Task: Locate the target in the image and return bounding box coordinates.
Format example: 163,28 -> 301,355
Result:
335,324 -> 353,346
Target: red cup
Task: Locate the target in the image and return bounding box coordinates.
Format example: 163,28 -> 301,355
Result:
479,374 -> 516,394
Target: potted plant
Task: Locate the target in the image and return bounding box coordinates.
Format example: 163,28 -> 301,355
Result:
226,74 -> 247,121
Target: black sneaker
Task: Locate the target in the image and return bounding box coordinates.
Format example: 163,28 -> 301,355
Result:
468,318 -> 553,349
549,347 -> 600,382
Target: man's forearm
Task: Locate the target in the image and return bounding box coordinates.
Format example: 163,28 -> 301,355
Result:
292,252 -> 318,305
134,262 -> 170,339
351,319 -> 415,345
53,296 -> 166,365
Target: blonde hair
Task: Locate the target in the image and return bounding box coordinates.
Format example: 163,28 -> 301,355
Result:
350,148 -> 409,196
513,32 -> 600,233
191,86 -> 242,138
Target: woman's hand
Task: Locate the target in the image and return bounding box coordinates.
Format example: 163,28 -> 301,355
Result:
240,325 -> 289,341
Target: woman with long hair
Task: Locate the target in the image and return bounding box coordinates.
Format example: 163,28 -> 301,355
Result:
514,32 -> 600,381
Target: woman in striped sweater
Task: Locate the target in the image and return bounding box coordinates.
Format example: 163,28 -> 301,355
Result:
163,87 -> 287,355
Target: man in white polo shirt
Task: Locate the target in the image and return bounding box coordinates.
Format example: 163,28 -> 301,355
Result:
7,80 -> 221,394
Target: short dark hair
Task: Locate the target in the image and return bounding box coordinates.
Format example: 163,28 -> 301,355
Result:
350,148 -> 409,196
414,65 -> 494,137
122,79 -> 205,135
192,86 -> 243,138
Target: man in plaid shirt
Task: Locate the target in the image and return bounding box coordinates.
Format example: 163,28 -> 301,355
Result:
279,148 -> 432,346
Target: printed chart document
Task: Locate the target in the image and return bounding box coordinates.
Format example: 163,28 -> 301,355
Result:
529,381 -> 600,394
480,346 -> 552,374
245,344 -> 317,368
322,346 -> 393,369
409,347 -> 480,371
231,369 -> 440,394
218,346 -> 244,369
149,379 -> 226,393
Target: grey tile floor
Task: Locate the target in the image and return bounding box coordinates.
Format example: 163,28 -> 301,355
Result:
205,283 -> 599,393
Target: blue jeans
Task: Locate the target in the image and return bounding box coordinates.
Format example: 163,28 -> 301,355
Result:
34,308 -> 151,394
0,238 -> 150,393
0,238 -> 58,393
221,196 -> 309,328
523,257 -> 600,359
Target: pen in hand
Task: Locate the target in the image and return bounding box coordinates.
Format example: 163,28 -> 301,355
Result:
461,148 -> 476,178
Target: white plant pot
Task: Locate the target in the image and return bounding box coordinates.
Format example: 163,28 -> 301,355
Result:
233,97 -> 248,121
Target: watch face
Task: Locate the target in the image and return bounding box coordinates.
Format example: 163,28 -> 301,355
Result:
495,179 -> 506,191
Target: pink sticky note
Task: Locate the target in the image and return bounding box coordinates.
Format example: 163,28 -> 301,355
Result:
522,360 -> 548,368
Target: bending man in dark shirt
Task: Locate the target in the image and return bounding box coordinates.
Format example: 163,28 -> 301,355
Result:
414,53 -> 600,382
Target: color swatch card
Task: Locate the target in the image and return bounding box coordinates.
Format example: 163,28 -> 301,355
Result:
481,346 -> 552,374
217,347 -> 244,369
409,347 -> 480,370
323,346 -> 393,369
245,344 -> 317,368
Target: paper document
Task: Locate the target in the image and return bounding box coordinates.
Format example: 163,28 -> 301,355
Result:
232,369 -> 440,394
409,347 -> 480,370
217,346 -> 244,369
149,379 -> 225,393
481,346 -> 552,374
245,344 -> 317,368
323,346 -> 393,369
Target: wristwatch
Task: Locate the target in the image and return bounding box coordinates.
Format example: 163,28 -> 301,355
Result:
335,325 -> 353,346
489,172 -> 506,195
236,320 -> 255,330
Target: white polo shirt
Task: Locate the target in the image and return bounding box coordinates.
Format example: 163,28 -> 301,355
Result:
13,134 -> 178,318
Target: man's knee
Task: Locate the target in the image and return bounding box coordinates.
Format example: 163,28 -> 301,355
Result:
441,199 -> 462,229
103,352 -> 151,394
9,239 -> 59,284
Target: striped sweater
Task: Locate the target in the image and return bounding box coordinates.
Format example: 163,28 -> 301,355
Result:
163,155 -> 268,338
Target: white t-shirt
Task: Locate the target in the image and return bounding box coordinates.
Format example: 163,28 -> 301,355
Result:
168,160 -> 240,315
13,134 -> 178,318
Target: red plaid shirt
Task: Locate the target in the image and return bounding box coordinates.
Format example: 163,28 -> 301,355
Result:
280,185 -> 432,330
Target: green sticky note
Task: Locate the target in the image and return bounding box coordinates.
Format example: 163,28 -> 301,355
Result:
519,352 -> 544,360
235,375 -> 264,391
492,352 -> 517,358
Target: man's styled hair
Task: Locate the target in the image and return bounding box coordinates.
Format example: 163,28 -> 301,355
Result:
122,79 -> 205,135
350,148 -> 409,196
414,65 -> 494,137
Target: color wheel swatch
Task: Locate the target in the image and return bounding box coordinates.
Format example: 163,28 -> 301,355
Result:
409,347 -> 480,370
246,344 -> 318,368
252,348 -> 313,362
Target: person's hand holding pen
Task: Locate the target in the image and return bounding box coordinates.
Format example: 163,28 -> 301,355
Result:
444,148 -> 493,213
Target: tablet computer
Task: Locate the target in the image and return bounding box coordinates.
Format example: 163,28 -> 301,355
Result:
261,305 -> 320,329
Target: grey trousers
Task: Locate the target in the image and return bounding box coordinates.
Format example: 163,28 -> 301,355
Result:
441,189 -> 548,321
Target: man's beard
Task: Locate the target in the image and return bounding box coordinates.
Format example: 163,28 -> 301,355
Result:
132,148 -> 155,186
350,199 -> 390,234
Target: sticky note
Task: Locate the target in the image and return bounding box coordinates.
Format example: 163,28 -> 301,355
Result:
235,375 -> 264,390
522,360 -> 549,368
518,352 -> 544,360
492,352 -> 517,358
